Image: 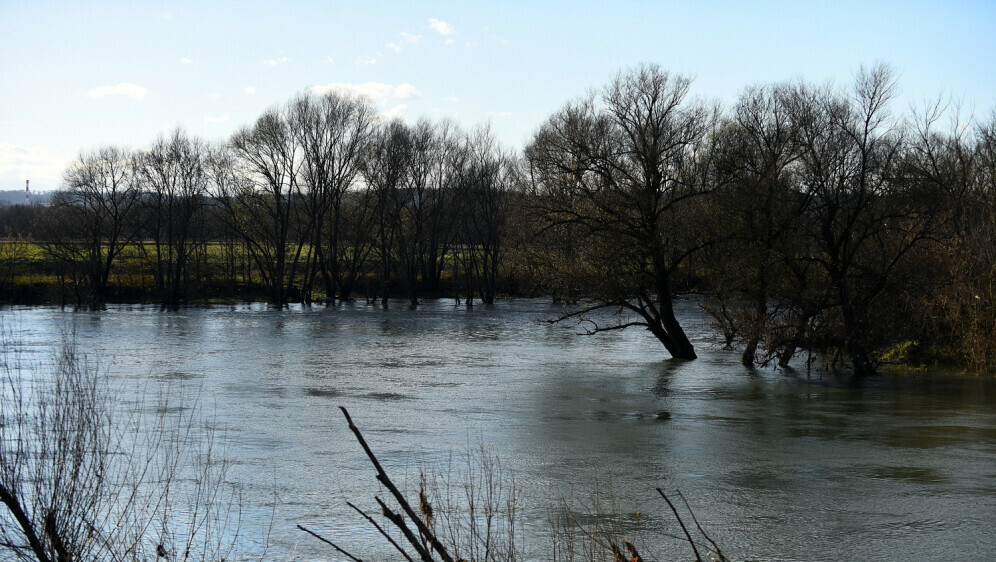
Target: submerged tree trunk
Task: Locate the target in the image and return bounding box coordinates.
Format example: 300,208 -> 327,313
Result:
655,300 -> 697,360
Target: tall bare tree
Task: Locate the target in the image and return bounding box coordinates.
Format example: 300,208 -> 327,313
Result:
289,91 -> 375,303
526,64 -> 717,359
228,108 -> 305,304
362,120 -> 412,304
420,120 -> 465,298
394,119 -> 436,305
42,146 -> 141,305
458,125 -> 516,305
134,129 -> 209,305
788,63 -> 945,374
702,84 -> 811,365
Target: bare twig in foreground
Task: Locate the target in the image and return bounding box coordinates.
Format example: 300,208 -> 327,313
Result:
297,524 -> 363,561
657,488 -> 702,562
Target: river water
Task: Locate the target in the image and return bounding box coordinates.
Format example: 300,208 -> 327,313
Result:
3,299 -> 994,560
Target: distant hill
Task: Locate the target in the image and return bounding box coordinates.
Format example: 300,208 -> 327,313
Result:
0,190 -> 51,206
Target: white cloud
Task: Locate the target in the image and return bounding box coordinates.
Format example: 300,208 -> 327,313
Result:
180,57 -> 192,64
355,56 -> 377,66
387,32 -> 421,54
88,82 -> 149,100
244,86 -> 256,95
310,83 -> 417,118
465,41 -> 478,48
309,82 -> 418,103
262,56 -> 291,67
445,39 -> 455,45
394,83 -> 418,99
209,93 -> 222,99
204,112 -> 230,123
428,18 -> 455,35
325,55 -> 335,64
487,111 -> 513,118
162,13 -> 172,19
0,144 -> 72,191
443,94 -> 459,103
381,104 -> 408,120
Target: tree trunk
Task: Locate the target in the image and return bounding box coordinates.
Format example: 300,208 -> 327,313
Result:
651,297 -> 697,359
741,337 -> 759,365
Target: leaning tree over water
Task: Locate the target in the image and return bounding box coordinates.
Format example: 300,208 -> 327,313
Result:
526,64 -> 718,360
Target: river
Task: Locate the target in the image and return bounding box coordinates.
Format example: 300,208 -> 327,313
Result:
3,299 -> 994,560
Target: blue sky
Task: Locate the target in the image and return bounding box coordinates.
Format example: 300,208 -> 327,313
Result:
1,0 -> 994,191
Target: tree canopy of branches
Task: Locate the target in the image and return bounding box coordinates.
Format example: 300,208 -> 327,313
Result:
42,146 -> 141,306
702,64 -> 962,375
526,64 -> 717,360
458,125 -> 516,305
134,129 -> 210,305
289,91 -> 375,303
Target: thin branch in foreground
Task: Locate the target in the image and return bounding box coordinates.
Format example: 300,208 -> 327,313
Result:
0,484 -> 52,562
339,406 -> 455,562
346,500 -> 415,562
656,487 -> 702,562
677,490 -> 727,561
297,524 -> 363,562
374,496 -> 434,562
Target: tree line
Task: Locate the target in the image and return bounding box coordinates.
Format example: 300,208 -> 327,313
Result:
3,97 -> 519,309
1,63 -> 994,374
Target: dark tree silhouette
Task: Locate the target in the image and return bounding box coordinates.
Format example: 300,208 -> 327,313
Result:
42,146 -> 141,305
526,64 -> 717,359
134,129 -> 209,305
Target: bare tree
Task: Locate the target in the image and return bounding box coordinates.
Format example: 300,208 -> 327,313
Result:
787,63 -> 943,375
228,108 -> 306,304
702,83 -> 811,365
203,143 -> 257,299
289,91 -> 375,303
394,118 -> 437,305
421,120 -> 466,298
526,64 -> 717,359
362,120 -> 412,305
458,125 -> 516,305
41,147 -> 141,305
134,129 -> 209,305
